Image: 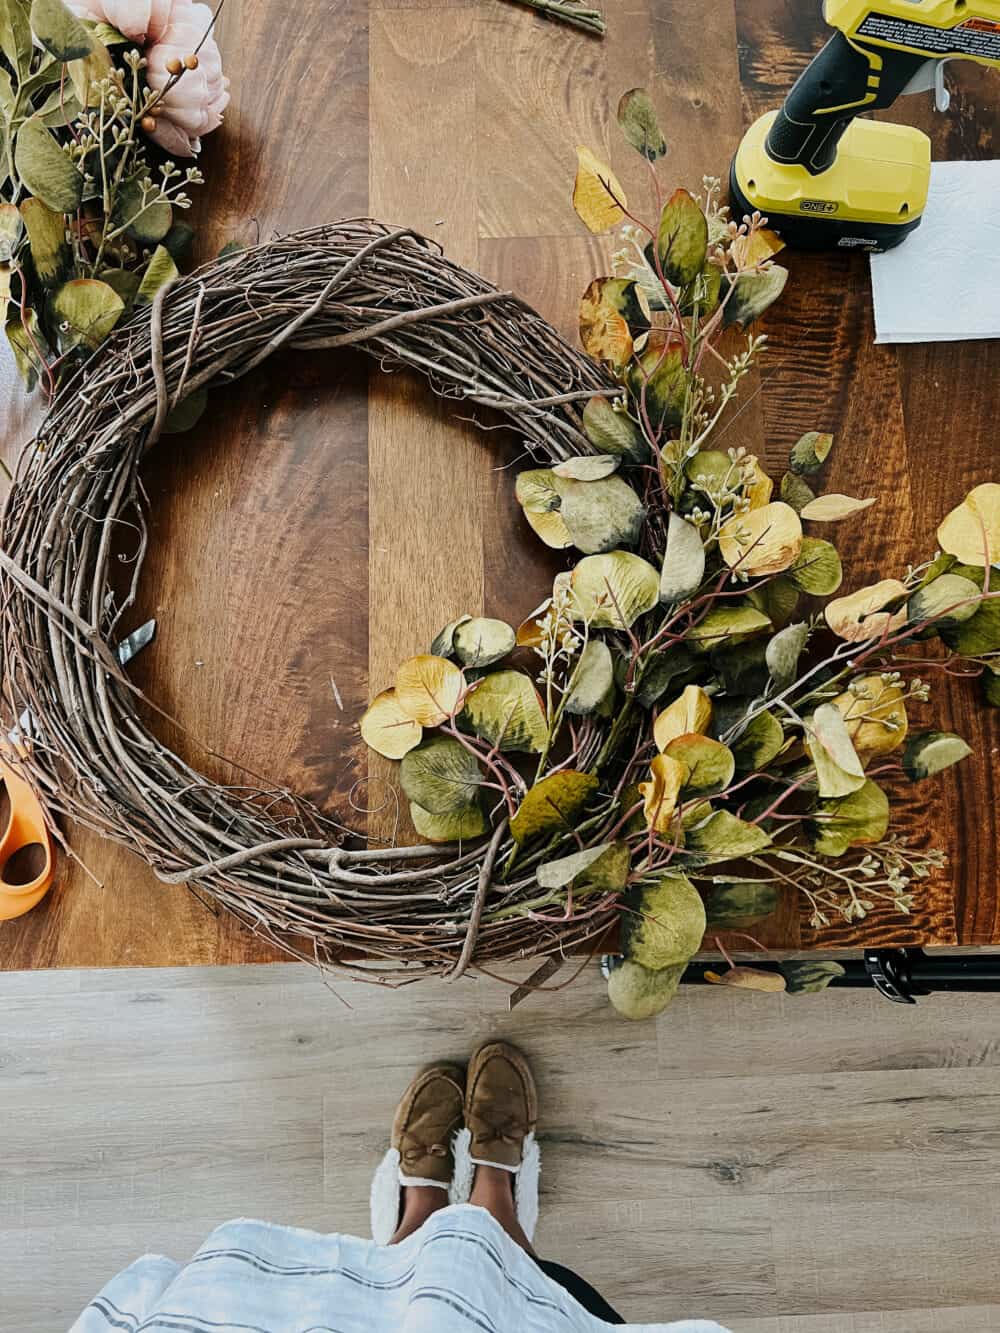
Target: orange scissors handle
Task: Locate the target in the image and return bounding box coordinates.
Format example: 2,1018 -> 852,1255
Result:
0,755 -> 56,920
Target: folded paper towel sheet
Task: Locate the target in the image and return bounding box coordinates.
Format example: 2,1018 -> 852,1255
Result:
869,159 -> 1000,345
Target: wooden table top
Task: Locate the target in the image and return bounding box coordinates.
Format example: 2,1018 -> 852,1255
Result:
2,0 -> 998,970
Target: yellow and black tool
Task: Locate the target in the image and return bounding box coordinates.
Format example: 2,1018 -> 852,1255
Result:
731,0 -> 1000,251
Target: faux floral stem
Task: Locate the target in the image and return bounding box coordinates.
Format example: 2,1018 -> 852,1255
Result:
502,0 -> 606,34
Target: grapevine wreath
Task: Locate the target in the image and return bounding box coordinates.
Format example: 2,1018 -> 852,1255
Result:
2,105 -> 998,1016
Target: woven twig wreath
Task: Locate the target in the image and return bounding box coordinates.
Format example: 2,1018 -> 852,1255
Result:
0,219 -> 621,980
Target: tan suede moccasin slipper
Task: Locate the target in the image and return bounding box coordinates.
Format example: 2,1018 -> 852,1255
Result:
370,1062 -> 465,1245
452,1041 -> 541,1240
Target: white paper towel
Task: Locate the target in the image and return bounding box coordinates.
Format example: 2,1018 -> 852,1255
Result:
869,159 -> 1000,344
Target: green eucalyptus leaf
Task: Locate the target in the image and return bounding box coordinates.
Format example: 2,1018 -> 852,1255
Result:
659,512 -> 705,604
722,265 -> 788,329
684,810 -> 771,863
731,710 -> 785,772
633,645 -> 699,707
711,638 -> 768,697
788,537 -> 842,596
685,449 -> 734,498
564,639 -> 615,716
0,202 -> 23,262
552,454 -> 620,481
163,387 -> 208,435
19,196 -> 69,287
686,604 -> 771,653
665,733 -> 735,796
789,431 -> 834,476
410,801 -> 486,843
0,0 -> 33,80
747,574 -> 800,626
582,395 -> 649,463
656,188 -> 707,288
99,266 -> 140,307
766,621 -> 810,689
52,277 -> 124,348
555,472 -> 646,554
569,550 -> 660,629
907,573 -> 981,631
90,18 -> 128,43
779,960 -> 845,994
622,873 -> 706,969
113,175 -> 172,244
780,470 -> 816,514
399,735 -> 482,815
461,669 -> 547,753
902,731 -> 973,782
706,881 -> 780,929
5,307 -> 50,390
537,840 -> 630,892
135,244 -> 179,305
430,615 -> 473,658
14,117 -> 82,212
607,959 -> 686,1021
938,567 -> 1000,656
453,617 -> 516,668
161,220 -> 195,260
30,0 -> 94,59
982,664 -> 1000,707
627,335 -> 686,435
617,87 -> 666,161
34,82 -> 83,126
509,770 -> 599,845
810,778 -> 889,857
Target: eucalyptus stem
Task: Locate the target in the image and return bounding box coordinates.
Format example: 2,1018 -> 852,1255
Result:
501,0 -> 606,33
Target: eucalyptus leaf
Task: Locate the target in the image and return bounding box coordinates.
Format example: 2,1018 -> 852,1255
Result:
656,188 -> 707,288
617,87 -> 666,161
536,840 -> 629,892
113,175 -> 172,244
747,574 -> 800,627
938,567 -> 1000,656
779,960 -> 846,994
0,0 -> 33,80
564,639 -> 615,716
901,731 -> 973,782
805,704 -> 866,799
711,638 -> 768,697
665,733 -> 735,795
780,470 -> 816,514
627,333 -> 686,434
430,615 -> 472,658
721,265 -> 788,329
766,621 -> 810,689
52,277 -> 124,348
810,778 -> 889,857
789,430 -> 834,476
607,959 -> 686,1021
907,573 -> 980,631
20,196 -> 69,287
555,472 -> 645,553
30,0 -> 94,59
163,387 -> 208,435
731,710 -> 784,772
553,454 -> 619,481
633,645 -> 699,707
788,537 -> 842,596
659,512 -> 705,604
135,244 -> 178,305
622,873 -> 706,969
706,881 -> 780,929
14,117 -> 82,213
570,550 -> 660,629
453,617 -> 516,668
684,810 -> 771,863
686,604 -> 771,653
582,394 -> 648,463
6,307 -> 50,389
982,665 -> 1000,707
461,669 -> 547,753
399,736 -> 482,815
509,770 -> 599,845
410,801 -> 486,843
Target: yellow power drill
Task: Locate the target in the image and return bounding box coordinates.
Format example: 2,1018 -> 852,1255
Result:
731,0 -> 1000,251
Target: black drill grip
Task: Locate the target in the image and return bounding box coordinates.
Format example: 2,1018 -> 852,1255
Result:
765,30 -> 925,175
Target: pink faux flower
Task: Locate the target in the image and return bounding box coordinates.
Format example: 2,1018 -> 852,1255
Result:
69,0 -> 229,156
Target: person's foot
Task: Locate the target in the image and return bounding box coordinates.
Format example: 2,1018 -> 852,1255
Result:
378,1063 -> 465,1245
464,1042 -> 538,1254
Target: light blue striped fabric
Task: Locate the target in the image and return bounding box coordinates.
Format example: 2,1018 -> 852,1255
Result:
69,1204 -> 730,1333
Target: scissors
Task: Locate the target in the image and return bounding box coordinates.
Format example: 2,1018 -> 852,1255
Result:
0,619 -> 156,921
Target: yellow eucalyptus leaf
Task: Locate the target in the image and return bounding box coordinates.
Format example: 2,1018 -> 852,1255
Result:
705,966 -> 786,992
394,655 -> 465,726
831,675 -> 908,758
824,580 -> 908,644
730,227 -> 785,269
800,493 -> 877,522
653,684 -> 713,752
638,753 -> 689,834
572,145 -> 627,234
718,501 -> 802,577
936,483 -> 1000,567
359,688 -> 423,760
744,455 -> 774,510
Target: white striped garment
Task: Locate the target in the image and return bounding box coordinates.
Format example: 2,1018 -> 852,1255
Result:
69,1204 -> 731,1333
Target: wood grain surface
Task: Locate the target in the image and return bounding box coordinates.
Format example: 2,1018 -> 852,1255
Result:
1,0 -> 997,969
4,961 -> 1000,1328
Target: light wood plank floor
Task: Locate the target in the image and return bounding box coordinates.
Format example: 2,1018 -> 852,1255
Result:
2,964 -> 1000,1331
